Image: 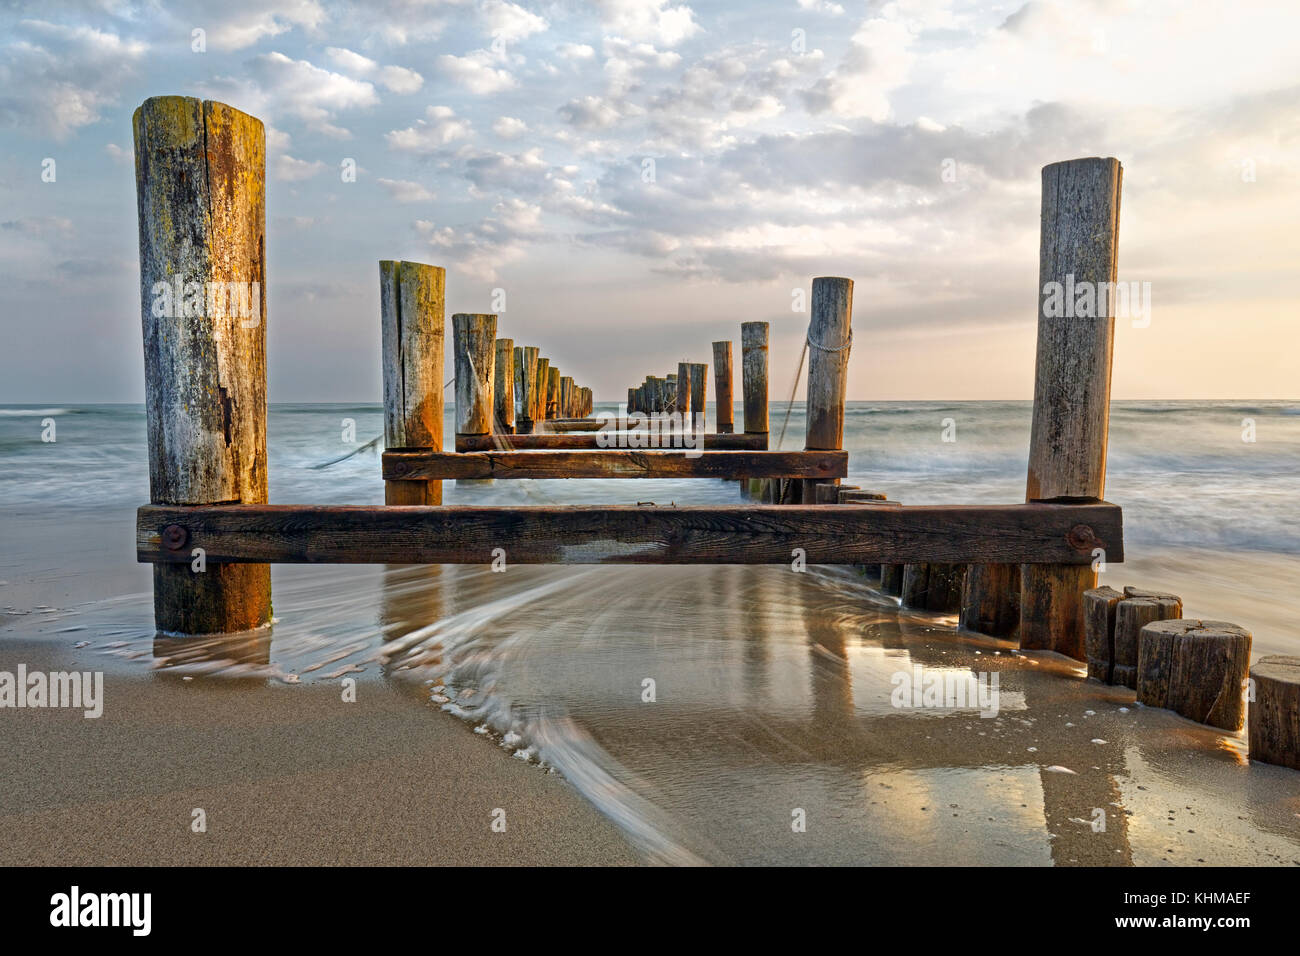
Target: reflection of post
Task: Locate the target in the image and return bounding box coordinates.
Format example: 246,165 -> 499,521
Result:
381,260 -> 445,506
799,574 -> 857,734
135,95 -> 270,636
1021,158 -> 1122,659
378,565 -> 446,675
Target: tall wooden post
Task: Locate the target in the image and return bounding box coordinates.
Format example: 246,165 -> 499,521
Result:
561,375 -> 574,418
454,314 -> 497,438
803,277 -> 853,503
534,357 -> 550,424
690,363 -> 707,431
515,345 -> 537,434
676,362 -> 692,424
546,367 -> 560,419
627,387 -> 636,415
135,95 -> 271,635
713,341 -> 734,433
742,321 -> 769,447
1020,157 -> 1122,659
494,338 -> 514,434
380,260 -> 445,506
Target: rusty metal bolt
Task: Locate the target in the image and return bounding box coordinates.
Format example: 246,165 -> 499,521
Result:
1066,524 -> 1098,551
162,524 -> 189,550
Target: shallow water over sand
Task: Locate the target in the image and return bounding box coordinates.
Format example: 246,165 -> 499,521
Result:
3,401 -> 1299,864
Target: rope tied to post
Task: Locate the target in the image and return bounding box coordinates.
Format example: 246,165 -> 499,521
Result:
807,327 -> 852,354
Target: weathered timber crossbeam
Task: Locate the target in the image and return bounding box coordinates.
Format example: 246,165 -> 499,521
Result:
383,449 -> 847,480
455,432 -> 767,452
137,501 -> 1123,566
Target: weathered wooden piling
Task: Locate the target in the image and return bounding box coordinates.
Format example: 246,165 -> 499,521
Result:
1137,619 -> 1251,731
712,341 -> 734,434
546,366 -> 560,419
1114,590 -> 1182,689
534,358 -> 550,423
960,565 -> 1022,638
901,564 -> 964,613
517,346 -> 538,434
803,277 -> 852,504
880,564 -> 904,597
690,363 -> 707,430
560,375 -> 574,420
1082,585 -> 1123,682
453,314 -> 497,437
494,338 -> 515,434
676,362 -> 692,421
1020,157 -> 1123,660
135,95 -> 271,635
1249,656 -> 1300,770
742,322 -> 769,442
380,260 -> 445,506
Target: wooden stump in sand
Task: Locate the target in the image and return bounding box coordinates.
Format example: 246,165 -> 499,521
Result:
1113,591 -> 1182,689
1137,619 -> 1251,731
1082,585 -> 1123,682
1249,655 -> 1300,771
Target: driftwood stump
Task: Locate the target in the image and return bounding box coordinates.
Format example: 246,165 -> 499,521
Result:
1082,586 -> 1123,682
1249,655 -> 1300,771
1137,619 -> 1251,731
1113,592 -> 1182,689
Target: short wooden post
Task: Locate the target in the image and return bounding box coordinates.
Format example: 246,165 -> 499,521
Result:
534,357 -> 550,423
676,362 -> 692,423
1137,619 -> 1251,730
803,277 -> 852,503
1114,590 -> 1181,689
712,341 -> 734,433
1249,656 -> 1300,770
880,565 -> 904,597
1020,157 -> 1123,659
689,362 -> 707,431
453,314 -> 497,437
1082,585 -> 1123,682
494,338 -> 515,434
627,387 -> 636,414
380,260 -> 446,506
135,95 -> 271,635
960,565 -> 1022,638
901,564 -> 964,612
742,321 -> 769,447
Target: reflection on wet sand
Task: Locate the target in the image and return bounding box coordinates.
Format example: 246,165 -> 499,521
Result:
91,560 -> 1300,865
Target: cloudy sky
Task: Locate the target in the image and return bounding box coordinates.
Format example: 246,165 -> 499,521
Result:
1,0 -> 1296,402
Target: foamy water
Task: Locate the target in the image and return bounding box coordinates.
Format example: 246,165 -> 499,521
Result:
2,401 -> 1298,864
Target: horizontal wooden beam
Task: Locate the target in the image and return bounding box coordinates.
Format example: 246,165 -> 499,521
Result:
384,449 -> 846,480
455,432 -> 767,452
539,419 -> 607,432
137,501 -> 1123,566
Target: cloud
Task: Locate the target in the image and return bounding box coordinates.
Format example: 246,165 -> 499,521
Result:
492,116 -> 528,138
325,46 -> 424,93
480,0 -> 549,43
204,52 -> 379,138
800,16 -> 914,121
274,154 -> 326,181
0,20 -> 147,139
414,197 -> 543,279
385,105 -> 473,152
556,42 -> 596,61
596,0 -> 701,47
438,49 -> 517,94
196,0 -> 327,51
558,95 -> 622,129
377,177 -> 435,201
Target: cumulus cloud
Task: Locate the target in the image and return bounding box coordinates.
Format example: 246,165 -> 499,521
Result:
205,52 -> 379,138
492,116 -> 528,138
325,46 -> 424,93
596,0 -> 700,47
378,177 -> 436,201
0,20 -> 146,139
386,105 -> 473,152
274,154 -> 326,181
438,49 -> 517,94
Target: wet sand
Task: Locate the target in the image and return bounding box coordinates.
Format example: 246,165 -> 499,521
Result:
3,502 -> 1300,867
0,630 -> 641,866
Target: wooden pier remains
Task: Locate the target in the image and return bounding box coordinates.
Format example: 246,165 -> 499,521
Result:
130,97 -> 1292,773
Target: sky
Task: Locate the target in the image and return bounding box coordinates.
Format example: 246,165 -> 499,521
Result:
0,0 -> 1297,403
